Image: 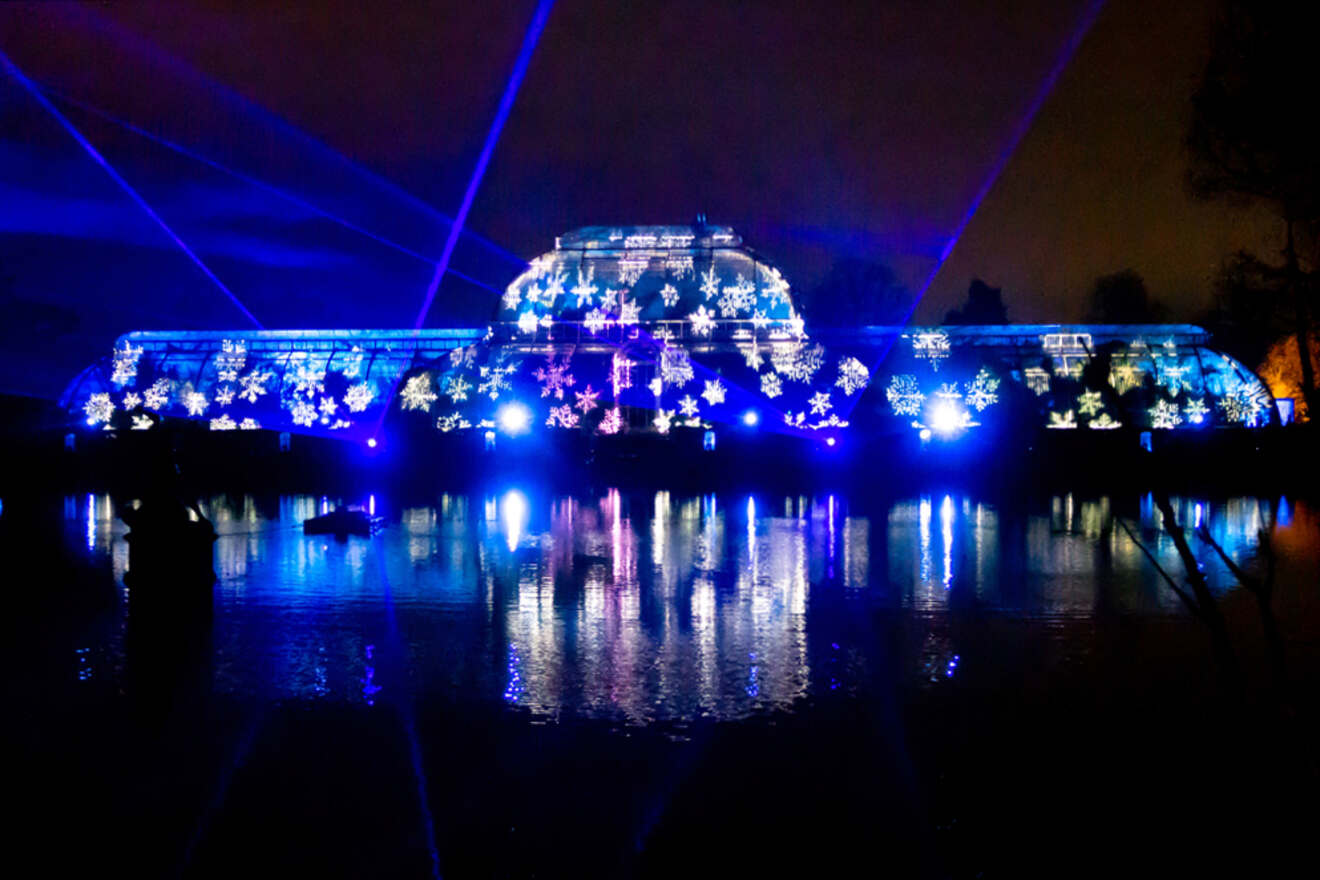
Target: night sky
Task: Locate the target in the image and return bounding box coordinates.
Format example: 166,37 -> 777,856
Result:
0,0 -> 1280,398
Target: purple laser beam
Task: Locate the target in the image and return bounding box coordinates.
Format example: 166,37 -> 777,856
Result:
1,49 -> 264,328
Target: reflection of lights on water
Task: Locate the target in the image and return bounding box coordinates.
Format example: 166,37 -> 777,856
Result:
368,494 -> 376,516
362,643 -> 382,706
502,490 -> 528,551
86,493 -> 95,551
503,642 -> 524,703
1194,502 -> 1203,529
941,495 -> 954,589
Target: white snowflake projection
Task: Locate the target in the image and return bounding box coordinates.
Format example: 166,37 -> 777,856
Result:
1089,413 -> 1121,430
809,413 -> 850,430
913,332 -> 951,371
739,341 -> 764,370
435,413 -> 463,432
209,414 -> 237,431
618,256 -> 649,285
517,311 -> 539,334
345,382 -> 376,412
216,387 -> 236,407
571,266 -> 599,307
339,346 -> 365,379
762,267 -> 791,307
700,266 -> 721,300
688,305 -> 716,336
449,346 -> 478,369
501,286 -> 523,311
618,298 -> 641,326
886,375 -> 925,416
143,379 -> 172,410
110,342 -> 143,387
784,313 -> 806,337
584,308 -> 609,335
327,419 -> 352,431
963,368 -> 1000,411
1149,399 -> 1182,429
783,411 -> 807,428
750,310 -> 770,330
771,342 -> 824,382
717,274 -> 756,317
678,394 -> 701,417
534,355 -> 575,399
215,339 -> 247,383
643,377 -> 660,399
701,379 -> 726,406
612,353 -> 633,393
84,393 -> 114,426
1218,387 -> 1265,424
122,392 -> 142,409
288,354 -> 326,398
660,283 -> 680,307
665,255 -> 694,278
1047,410 -> 1077,429
1184,397 -> 1209,424
542,267 -> 567,304
545,405 -> 579,429
1160,364 -> 1190,396
290,400 -> 318,427
660,348 -> 694,387
318,396 -> 339,420
182,387 -> 209,417
522,282 -> 544,306
131,414 -> 154,431
808,391 -> 833,416
653,408 -> 675,434
401,374 -> 439,411
597,407 -> 623,435
478,365 -> 513,400
239,418 -> 260,430
1077,390 -> 1104,417
574,384 -> 600,413
1109,363 -> 1143,394
760,372 -> 783,399
1023,367 -> 1051,395
238,370 -> 270,404
835,357 -> 870,396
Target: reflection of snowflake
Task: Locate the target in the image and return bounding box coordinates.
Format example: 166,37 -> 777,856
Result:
678,395 -> 700,417
574,384 -> 600,413
701,379 -> 726,406
1150,399 -> 1182,429
964,368 -> 1000,410
143,379 -> 172,410
808,391 -> 832,415
345,382 -> 376,412
182,387 -> 209,417
1077,390 -> 1104,417
84,393 -> 114,425
1089,413 -> 1121,430
717,274 -> 756,317
597,407 -> 623,434
584,309 -> 608,334
546,404 -> 579,429
238,370 -> 270,404
1184,397 -> 1209,424
571,265 -> 599,307
660,283 -> 680,307
291,400 -> 317,427
210,414 -> 237,431
913,331 -> 950,370
401,375 -> 438,411
111,342 -> 143,387
886,375 -> 924,416
661,348 -> 694,387
760,372 -> 782,399
534,355 -> 575,399
700,266 -> 720,300
689,305 -> 716,336
653,409 -> 675,433
1048,410 -> 1077,429
835,357 -> 870,395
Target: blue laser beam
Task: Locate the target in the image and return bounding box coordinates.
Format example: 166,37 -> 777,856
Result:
412,0 -> 556,331
44,86 -> 509,296
1,49 -> 264,328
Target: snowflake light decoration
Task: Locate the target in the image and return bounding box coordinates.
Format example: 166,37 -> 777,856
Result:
963,368 -> 1000,411
1089,413 -> 1121,430
131,414 -> 153,430
701,379 -> 726,406
216,387 -> 235,407
478,366 -> 512,400
318,396 -> 339,420
1077,390 -> 1104,417
215,339 -> 246,383
653,409 -> 675,434
717,275 -> 756,317
661,348 -> 694,387
502,285 -> 522,311
182,387 -> 209,417
84,393 -> 114,426
750,310 -> 770,330
1047,410 -> 1077,429
449,346 -> 477,369
689,305 -> 716,336
1149,399 -> 1182,429
238,370 -> 270,404
584,309 -> 609,335
835,357 -> 870,396
760,372 -> 783,399
618,298 -> 641,326
546,405 -> 579,429
648,377 -> 663,398
598,407 -> 623,435
436,413 -> 462,432
288,354 -> 326,398
517,311 -> 539,334
762,267 -> 791,307
534,355 -> 575,399
886,375 -> 925,416
700,266 -> 720,300
290,400 -> 317,427
543,267 -> 567,304
678,395 -> 700,417
210,414 -> 237,431
771,342 -> 824,382
913,332 -> 950,371
1183,397 -> 1209,424
239,418 -> 260,430
808,391 -> 832,416
1109,363 -> 1143,394
660,283 -> 680,307
618,256 -> 649,285
110,342 -> 143,387
739,341 -> 763,370
122,392 -> 142,409
143,379 -> 172,410
571,266 -> 599,307
574,384 -> 600,413
345,382 -> 376,412
401,374 -> 438,411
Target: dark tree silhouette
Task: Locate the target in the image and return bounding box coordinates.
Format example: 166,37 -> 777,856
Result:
800,258 -> 913,327
1187,0 -> 1320,416
1085,269 -> 1168,324
943,278 -> 1008,324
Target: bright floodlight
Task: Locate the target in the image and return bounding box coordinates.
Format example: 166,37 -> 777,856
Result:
741,409 -> 759,427
929,402 -> 962,436
497,401 -> 532,435
825,436 -> 836,447
366,437 -> 378,448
